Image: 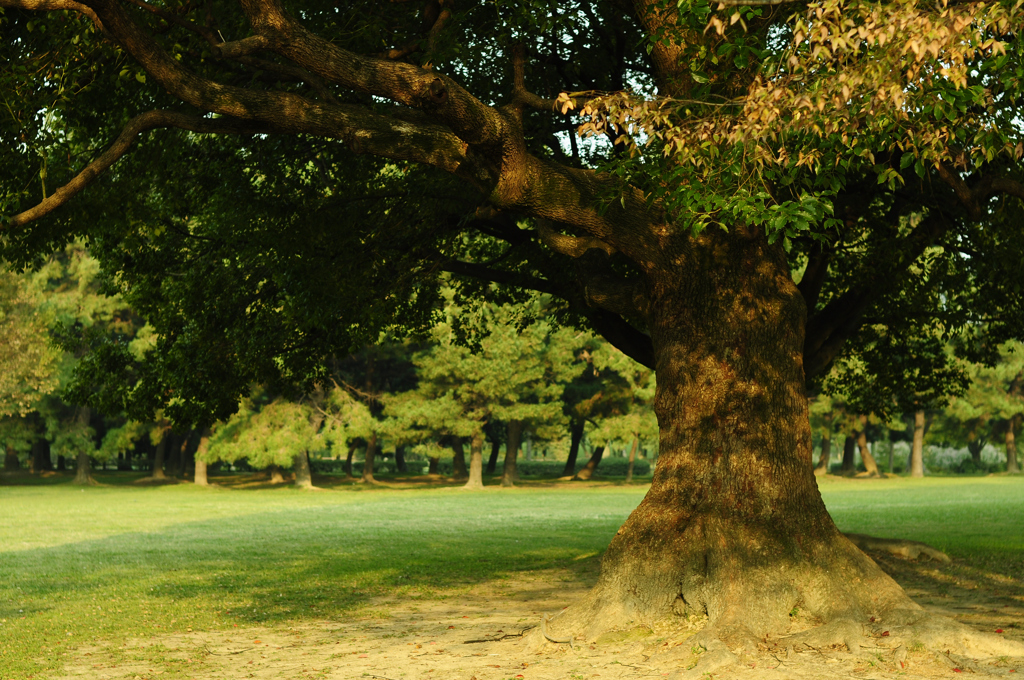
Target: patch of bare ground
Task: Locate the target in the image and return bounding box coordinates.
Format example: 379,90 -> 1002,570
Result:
56,551 -> 1023,680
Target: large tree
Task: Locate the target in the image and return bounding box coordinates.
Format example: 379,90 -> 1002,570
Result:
3,0 -> 1024,667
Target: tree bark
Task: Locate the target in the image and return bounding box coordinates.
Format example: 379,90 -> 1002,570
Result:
910,410 -> 925,478
71,407 -> 96,486
56,454 -> 66,471
625,436 -> 639,483
856,416 -> 882,477
967,439 -> 985,468
841,435 -> 857,476
502,419 -> 524,488
395,446 -> 407,473
194,458 -> 209,486
193,429 -> 211,486
553,228 -> 914,644
562,419 -> 586,477
485,437 -> 501,475
150,432 -> 168,480
164,430 -> 182,478
267,464 -> 285,483
361,432 -> 377,483
574,445 -> 605,481
344,443 -> 356,478
31,435 -> 52,473
1005,415 -> 1020,474
450,437 -> 468,479
428,456 -> 439,474
463,431 -> 485,490
293,449 -> 314,489
3,445 -> 19,472
813,412 -> 832,476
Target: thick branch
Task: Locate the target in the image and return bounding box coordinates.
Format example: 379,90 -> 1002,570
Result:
0,0 -> 105,31
5,111 -> 272,229
536,219 -> 616,257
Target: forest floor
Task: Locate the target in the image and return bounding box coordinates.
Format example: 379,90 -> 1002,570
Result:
2,474 -> 1022,680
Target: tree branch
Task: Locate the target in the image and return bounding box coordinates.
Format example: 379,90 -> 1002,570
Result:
536,219 -> 616,257
4,110 -> 273,229
0,0 -> 105,32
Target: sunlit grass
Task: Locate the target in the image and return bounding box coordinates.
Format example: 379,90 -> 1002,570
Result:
1,473 -> 1021,678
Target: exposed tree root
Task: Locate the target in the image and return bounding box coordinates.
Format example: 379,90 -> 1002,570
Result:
844,532 -> 952,563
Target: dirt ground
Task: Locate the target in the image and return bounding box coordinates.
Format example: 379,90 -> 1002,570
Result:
57,547 -> 1024,680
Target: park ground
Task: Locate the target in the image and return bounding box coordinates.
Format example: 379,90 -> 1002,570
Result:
1,474 -> 1022,680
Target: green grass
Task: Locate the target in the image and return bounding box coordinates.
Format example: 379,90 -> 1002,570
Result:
1,474 -> 1022,678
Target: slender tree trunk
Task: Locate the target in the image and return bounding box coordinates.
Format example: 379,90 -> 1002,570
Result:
967,440 -> 985,468
485,437 -> 500,475
562,419 -> 585,477
856,416 -> 881,477
194,458 -> 208,485
1005,415 -> 1020,474
71,407 -> 96,486
395,446 -> 407,473
625,437 -> 639,483
813,412 -> 832,476
345,444 -> 356,478
182,429 -> 199,479
887,435 -> 894,474
463,430 -> 485,490
574,445 -> 605,481
3,445 -> 19,472
361,432 -> 377,483
293,449 -> 314,489
502,419 -> 524,488
555,229 -> 914,642
841,435 -> 857,476
911,410 -> 925,478
428,456 -> 439,474
451,437 -> 468,479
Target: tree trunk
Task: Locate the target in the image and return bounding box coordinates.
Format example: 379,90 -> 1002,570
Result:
163,431 -> 180,478
293,449 -> 314,489
345,444 -> 356,478
361,432 -> 377,483
485,437 -> 500,475
267,464 -> 285,483
856,416 -> 882,477
150,432 -> 168,480
3,445 -> 19,472
1005,415 -> 1020,474
967,440 -> 985,468
501,419 -> 524,488
841,435 -> 856,476
193,429 -> 211,486
562,419 -> 585,477
71,407 -> 96,486
56,454 -> 66,471
31,436 -> 52,473
574,445 -> 605,481
428,456 -> 439,474
910,410 -> 925,478
450,437 -> 468,479
395,446 -> 407,473
463,431 -> 485,490
887,436 -> 894,474
625,436 -> 639,483
813,412 -> 832,476
552,229 -> 914,645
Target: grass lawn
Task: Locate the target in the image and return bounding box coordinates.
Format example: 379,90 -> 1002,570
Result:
0,473 -> 1021,678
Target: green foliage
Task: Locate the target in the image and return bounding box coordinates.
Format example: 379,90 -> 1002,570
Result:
204,394 -> 317,470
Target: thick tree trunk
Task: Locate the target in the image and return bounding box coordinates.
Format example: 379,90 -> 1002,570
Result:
485,437 -> 500,475
150,433 -> 168,480
293,449 -> 314,489
56,454 -> 66,471
4,445 -> 19,472
625,437 -> 639,483
553,229 -> 914,646
193,429 -> 211,486
501,419 -> 524,487
463,431 -> 485,490
395,446 -> 407,473
361,432 -> 377,483
562,419 -> 585,477
267,464 -> 285,483
427,456 -> 439,474
856,417 -> 882,477
967,439 -> 985,468
574,445 -> 605,480
31,436 -> 52,473
841,435 -> 857,476
344,444 -> 356,478
71,407 -> 96,486
813,412 -> 832,475
450,437 -> 468,479
910,410 -> 925,478
1005,415 -> 1020,474
164,431 -> 182,478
